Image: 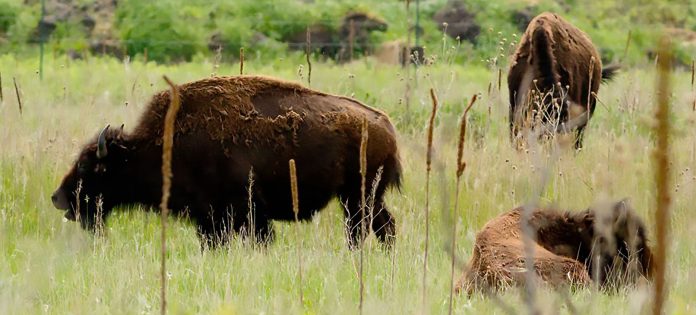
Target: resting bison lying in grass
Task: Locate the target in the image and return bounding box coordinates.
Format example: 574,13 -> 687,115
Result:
52,76 -> 402,249
508,12 -> 619,149
455,200 -> 653,295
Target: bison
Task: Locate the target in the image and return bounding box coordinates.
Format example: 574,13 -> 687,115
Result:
285,12 -> 388,62
51,75 -> 402,249
508,12 -> 618,149
455,200 -> 653,295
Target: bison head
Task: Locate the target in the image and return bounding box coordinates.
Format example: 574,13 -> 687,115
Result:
52,125 -> 129,231
574,200 -> 653,286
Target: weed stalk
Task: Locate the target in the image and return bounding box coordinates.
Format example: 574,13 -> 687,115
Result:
421,88 -> 439,313
448,94 -> 478,315
652,36 -> 672,315
358,117 -> 369,315
289,159 -> 304,306
160,75 -> 182,315
13,77 -> 21,115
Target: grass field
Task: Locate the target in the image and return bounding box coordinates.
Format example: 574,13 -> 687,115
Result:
1,51 -> 695,314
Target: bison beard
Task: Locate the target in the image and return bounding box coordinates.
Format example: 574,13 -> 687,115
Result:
508,12 -> 618,149
455,200 -> 653,295
52,75 -> 402,249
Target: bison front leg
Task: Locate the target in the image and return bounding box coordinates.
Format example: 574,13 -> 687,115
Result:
193,206 -> 233,250
239,212 -> 274,245
235,198 -> 275,245
339,195 -> 366,249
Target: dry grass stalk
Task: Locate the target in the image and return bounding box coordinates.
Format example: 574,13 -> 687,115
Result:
213,46 -> 223,75
367,166 -> 383,236
246,168 -> 255,242
13,77 -> 21,115
403,1 -> 412,113
348,20 -> 355,62
587,57 -> 595,121
448,94 -> 478,315
73,180 -> 83,223
498,68 -> 502,92
591,91 -> 610,112
358,117 -> 368,315
691,60 -> 695,111
305,27 -> 312,86
0,72 -> 3,102
288,159 -> 304,306
622,30 -> 632,62
95,196 -> 105,238
690,60 -> 694,87
652,36 -> 673,315
160,75 -> 182,315
456,95 -> 478,177
239,48 -> 244,75
421,88 -> 439,312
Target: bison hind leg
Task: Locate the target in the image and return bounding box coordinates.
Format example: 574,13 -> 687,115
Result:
339,192 -> 396,249
246,214 -> 275,246
236,201 -> 275,246
371,201 -> 396,247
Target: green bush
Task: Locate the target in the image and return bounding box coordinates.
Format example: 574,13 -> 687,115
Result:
48,20 -> 89,54
115,0 -> 206,62
0,0 -> 19,34
0,2 -> 38,53
208,0 -> 323,59
3,0 -> 695,66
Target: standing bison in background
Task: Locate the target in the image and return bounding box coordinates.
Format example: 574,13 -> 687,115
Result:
285,12 -> 388,62
508,12 -> 618,149
455,200 -> 653,295
52,76 -> 402,249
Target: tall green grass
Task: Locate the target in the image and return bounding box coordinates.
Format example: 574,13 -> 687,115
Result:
1,52 -> 695,314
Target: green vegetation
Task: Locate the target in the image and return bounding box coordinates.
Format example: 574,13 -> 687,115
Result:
1,0 -> 696,314
1,0 -> 695,65
1,44 -> 696,313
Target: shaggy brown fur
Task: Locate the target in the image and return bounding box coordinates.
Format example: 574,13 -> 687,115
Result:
52,75 -> 401,249
508,12 -> 617,149
455,201 -> 653,295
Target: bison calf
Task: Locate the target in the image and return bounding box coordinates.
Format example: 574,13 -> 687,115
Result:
52,76 -> 402,249
455,200 -> 653,295
508,12 -> 618,149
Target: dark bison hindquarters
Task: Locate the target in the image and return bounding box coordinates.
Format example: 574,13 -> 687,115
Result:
508,12 -> 617,149
52,76 -> 402,249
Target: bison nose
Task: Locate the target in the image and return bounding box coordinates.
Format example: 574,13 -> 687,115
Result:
52,190 -> 70,210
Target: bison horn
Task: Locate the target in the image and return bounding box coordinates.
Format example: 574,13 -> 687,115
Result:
96,124 -> 110,159
116,124 -> 125,141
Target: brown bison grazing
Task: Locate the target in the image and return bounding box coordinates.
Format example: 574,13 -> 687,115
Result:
508,12 -> 618,149
455,200 -> 653,295
51,76 -> 402,248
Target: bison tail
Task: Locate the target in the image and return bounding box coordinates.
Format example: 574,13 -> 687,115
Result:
601,64 -> 620,82
384,154 -> 403,192
530,26 -> 558,88
391,157 -> 403,192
